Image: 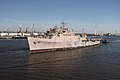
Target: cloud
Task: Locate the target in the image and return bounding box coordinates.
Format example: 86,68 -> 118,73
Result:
2,18 -> 41,24
1,18 -> 65,24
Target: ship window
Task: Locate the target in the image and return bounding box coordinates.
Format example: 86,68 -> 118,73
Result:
63,31 -> 66,33
33,42 -> 36,44
37,41 -> 41,43
57,34 -> 60,36
47,31 -> 49,33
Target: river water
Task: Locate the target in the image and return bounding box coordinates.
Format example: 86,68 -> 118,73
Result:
0,36 -> 120,80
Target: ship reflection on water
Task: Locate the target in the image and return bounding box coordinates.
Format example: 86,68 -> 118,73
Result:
27,49 -> 88,80
0,36 -> 120,80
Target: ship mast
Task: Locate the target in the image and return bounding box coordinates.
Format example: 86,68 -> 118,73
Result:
61,22 -> 65,28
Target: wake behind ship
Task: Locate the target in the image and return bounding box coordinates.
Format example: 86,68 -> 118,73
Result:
27,22 -> 100,53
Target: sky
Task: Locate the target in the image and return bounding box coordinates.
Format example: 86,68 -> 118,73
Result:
0,0 -> 120,34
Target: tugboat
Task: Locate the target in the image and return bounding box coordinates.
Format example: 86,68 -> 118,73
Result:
101,39 -> 109,44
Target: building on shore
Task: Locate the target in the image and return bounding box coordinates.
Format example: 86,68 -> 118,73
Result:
0,31 -> 39,39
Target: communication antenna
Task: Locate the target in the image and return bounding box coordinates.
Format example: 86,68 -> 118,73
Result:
18,25 -> 22,32
115,29 -> 117,35
82,28 -> 84,34
32,24 -> 35,32
25,27 -> 29,33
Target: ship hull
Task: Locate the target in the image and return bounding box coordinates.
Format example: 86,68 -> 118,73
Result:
27,37 -> 100,53
30,44 -> 99,53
